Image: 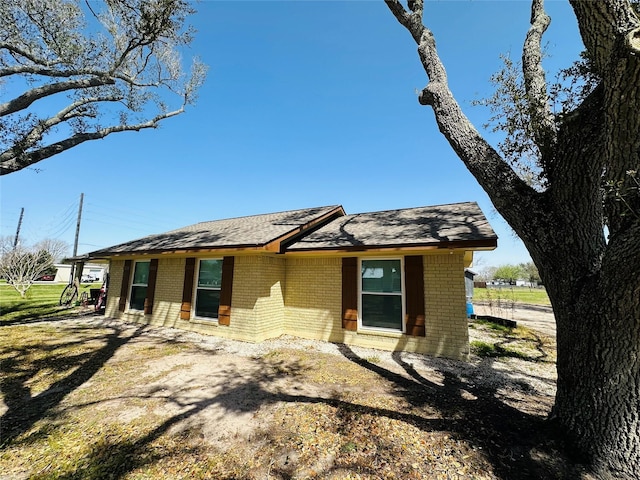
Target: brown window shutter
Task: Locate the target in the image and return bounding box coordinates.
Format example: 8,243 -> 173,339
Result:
180,258 -> 196,320
218,256 -> 235,326
118,260 -> 132,312
144,259 -> 159,315
405,255 -> 426,336
342,257 -> 358,331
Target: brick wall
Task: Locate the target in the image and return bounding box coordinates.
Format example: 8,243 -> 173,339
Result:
283,254 -> 469,359
104,259 -> 122,318
232,255 -> 286,342
104,252 -> 469,359
423,253 -> 469,358
108,257 -> 194,333
148,257 -> 183,325
284,257 -> 343,341
105,256 -> 286,342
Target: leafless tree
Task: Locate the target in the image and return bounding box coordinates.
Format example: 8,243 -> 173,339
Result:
0,238 -> 68,297
33,238 -> 69,263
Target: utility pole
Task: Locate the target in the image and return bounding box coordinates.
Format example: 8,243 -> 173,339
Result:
72,193 -> 84,259
69,193 -> 84,282
13,207 -> 24,249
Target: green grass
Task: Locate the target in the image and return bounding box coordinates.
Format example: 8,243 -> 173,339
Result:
473,286 -> 550,305
470,340 -> 530,360
0,282 -> 99,324
472,318 -> 514,334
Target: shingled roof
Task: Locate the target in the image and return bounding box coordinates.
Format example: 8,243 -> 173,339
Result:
84,205 -> 345,259
284,202 -> 497,252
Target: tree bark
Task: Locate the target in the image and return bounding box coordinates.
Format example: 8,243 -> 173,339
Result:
548,227 -> 640,478
385,0 -> 640,476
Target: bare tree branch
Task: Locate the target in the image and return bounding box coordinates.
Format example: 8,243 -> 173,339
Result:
384,0 -> 540,229
522,0 -> 556,159
5,95 -> 126,156
0,77 -> 115,116
0,106 -> 184,175
0,242 -> 63,298
0,0 -> 205,175
0,65 -> 83,78
0,41 -> 60,67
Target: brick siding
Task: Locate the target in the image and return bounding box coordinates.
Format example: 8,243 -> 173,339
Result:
103,252 -> 469,359
284,257 -> 343,341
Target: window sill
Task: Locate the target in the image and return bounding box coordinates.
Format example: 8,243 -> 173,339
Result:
190,317 -> 219,326
357,327 -> 405,338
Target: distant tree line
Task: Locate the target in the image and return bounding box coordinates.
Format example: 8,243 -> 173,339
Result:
476,261 -> 541,285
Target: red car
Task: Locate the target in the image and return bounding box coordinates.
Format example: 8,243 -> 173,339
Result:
37,274 -> 55,281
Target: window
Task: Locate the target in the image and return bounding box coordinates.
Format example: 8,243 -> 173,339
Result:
194,259 -> 223,319
360,259 -> 404,331
129,261 -> 150,311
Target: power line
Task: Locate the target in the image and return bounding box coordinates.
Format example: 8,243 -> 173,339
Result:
47,214 -> 77,239
38,200 -> 78,233
81,217 -> 161,234
82,208 -> 170,232
20,198 -> 79,241
84,201 -> 175,223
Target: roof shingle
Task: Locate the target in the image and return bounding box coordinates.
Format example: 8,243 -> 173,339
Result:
86,205 -> 343,257
284,202 -> 497,251
82,202 -> 496,260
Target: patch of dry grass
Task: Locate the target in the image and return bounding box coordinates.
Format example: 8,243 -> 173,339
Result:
0,317 -> 586,479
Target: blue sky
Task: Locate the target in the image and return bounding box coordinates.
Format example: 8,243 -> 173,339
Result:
0,1 -> 584,268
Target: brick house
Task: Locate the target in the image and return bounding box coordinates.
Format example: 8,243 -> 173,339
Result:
81,202 -> 497,359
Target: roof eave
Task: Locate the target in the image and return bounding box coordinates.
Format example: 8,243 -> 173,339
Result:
284,238 -> 498,255
82,243 -> 273,260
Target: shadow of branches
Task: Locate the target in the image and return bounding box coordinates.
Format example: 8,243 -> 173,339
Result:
0,322 -> 146,446
335,344 -> 571,479
1,321 -> 578,479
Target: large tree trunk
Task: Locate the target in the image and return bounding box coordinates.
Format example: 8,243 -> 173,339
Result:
534,227 -> 640,478
553,272 -> 640,478
541,9 -> 640,467
385,0 -> 640,476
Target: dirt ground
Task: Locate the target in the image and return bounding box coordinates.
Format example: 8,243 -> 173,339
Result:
473,303 -> 556,337
1,312 -> 586,480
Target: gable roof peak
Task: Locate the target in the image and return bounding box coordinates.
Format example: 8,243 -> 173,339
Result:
84,205 -> 344,258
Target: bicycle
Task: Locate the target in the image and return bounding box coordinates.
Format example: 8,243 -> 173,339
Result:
59,277 -> 80,306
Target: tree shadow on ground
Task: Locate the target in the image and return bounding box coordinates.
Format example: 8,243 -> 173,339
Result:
336,344 -> 578,479
0,304 -> 69,325
62,350 -> 572,479
0,308 -> 101,327
49,368 -> 457,479
0,322 -> 146,446
2,322 -> 582,479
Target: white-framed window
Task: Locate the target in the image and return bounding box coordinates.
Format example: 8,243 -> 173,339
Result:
194,258 -> 223,319
359,258 -> 405,332
129,260 -> 150,311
